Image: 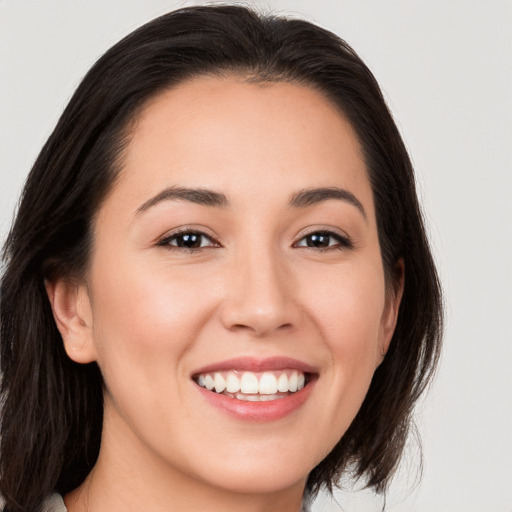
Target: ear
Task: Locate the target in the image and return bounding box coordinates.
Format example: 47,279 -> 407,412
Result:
45,278 -> 97,364
379,258 -> 405,361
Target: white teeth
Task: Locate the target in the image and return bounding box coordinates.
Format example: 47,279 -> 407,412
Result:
259,372 -> 278,394
204,374 -> 214,391
235,393 -> 287,401
240,372 -> 259,394
196,369 -> 308,398
214,372 -> 226,393
277,373 -> 289,392
289,371 -> 299,392
297,372 -> 305,390
226,373 -> 241,393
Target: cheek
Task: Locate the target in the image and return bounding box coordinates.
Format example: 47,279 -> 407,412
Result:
306,260 -> 386,352
300,260 -> 386,425
88,253 -> 218,390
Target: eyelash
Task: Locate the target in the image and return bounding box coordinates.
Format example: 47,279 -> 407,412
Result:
156,229 -> 353,252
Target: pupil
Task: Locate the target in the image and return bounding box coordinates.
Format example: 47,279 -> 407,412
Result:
307,233 -> 329,247
178,233 -> 200,248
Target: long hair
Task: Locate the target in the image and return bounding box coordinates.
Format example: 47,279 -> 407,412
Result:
0,5 -> 442,511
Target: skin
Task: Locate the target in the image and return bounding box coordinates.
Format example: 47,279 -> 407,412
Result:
48,76 -> 403,512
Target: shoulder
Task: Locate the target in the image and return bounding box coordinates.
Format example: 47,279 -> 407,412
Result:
41,493 -> 68,512
0,493 -> 66,512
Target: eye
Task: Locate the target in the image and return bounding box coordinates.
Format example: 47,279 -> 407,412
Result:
294,230 -> 352,250
157,230 -> 219,250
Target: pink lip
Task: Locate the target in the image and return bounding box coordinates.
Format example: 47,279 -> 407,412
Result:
191,356 -> 318,422
195,379 -> 316,422
191,356 -> 318,375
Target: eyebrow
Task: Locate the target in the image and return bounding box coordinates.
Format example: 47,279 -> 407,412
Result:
135,185 -> 366,219
136,186 -> 229,214
289,187 -> 366,219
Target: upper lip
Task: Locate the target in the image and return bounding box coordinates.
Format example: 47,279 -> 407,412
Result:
191,356 -> 318,376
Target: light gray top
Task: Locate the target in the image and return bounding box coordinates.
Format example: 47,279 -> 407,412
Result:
41,494 -> 67,512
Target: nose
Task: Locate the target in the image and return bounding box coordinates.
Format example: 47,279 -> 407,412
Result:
220,247 -> 300,338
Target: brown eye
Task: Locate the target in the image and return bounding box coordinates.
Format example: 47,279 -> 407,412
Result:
295,231 -> 352,249
158,231 -> 218,250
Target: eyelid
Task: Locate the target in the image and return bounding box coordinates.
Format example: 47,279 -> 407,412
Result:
294,225 -> 351,241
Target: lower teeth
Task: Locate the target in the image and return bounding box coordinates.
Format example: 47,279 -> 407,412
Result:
227,392 -> 289,401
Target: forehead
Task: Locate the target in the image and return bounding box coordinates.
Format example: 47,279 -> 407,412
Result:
108,76 -> 374,215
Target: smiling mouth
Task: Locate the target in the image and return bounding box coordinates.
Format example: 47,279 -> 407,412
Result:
193,369 -> 312,402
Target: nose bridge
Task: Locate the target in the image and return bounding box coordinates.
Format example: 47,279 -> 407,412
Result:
221,240 -> 298,336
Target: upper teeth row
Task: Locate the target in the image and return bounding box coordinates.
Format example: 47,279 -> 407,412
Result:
196,370 -> 306,395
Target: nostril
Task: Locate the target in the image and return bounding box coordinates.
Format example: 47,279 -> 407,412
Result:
229,321 -> 293,337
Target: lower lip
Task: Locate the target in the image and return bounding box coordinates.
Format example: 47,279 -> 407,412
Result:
195,380 -> 315,422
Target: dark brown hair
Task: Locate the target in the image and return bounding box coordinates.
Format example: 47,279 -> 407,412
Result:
0,5 -> 442,511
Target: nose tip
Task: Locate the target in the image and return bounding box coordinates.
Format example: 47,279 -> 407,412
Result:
220,255 -> 299,338
223,303 -> 294,337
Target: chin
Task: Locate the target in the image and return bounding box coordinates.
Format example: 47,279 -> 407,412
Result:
205,468 -> 308,496
184,443 -> 319,496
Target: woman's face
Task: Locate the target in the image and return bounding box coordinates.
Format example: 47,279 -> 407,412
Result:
60,77 -> 401,496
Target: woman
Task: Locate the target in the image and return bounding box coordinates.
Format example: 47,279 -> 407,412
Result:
0,5 -> 442,512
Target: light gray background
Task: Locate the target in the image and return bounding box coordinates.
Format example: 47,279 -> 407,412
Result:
1,1 -> 511,511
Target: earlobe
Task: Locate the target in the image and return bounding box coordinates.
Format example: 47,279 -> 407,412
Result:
45,278 -> 97,364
